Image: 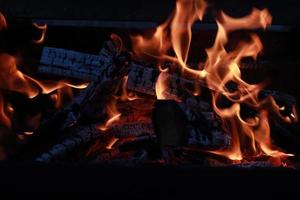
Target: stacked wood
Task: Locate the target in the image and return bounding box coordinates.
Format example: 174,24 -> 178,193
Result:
35,121 -> 155,162
33,44 -> 297,165
38,47 -> 297,112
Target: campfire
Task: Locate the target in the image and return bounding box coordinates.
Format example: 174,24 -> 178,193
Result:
0,0 -> 299,169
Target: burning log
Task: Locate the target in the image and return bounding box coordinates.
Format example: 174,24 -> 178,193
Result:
153,100 -> 231,149
38,47 -> 297,114
35,45 -> 297,164
19,41 -> 132,160
39,41 -> 130,129
35,120 -> 155,162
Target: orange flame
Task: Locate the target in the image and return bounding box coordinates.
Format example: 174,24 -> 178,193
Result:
131,17 -> 172,61
106,137 -> 119,150
155,71 -> 170,100
0,53 -> 88,98
33,23 -> 47,44
52,87 -> 74,109
205,9 -> 292,160
0,93 -> 11,128
131,0 -> 296,162
0,53 -> 88,127
98,99 -> 121,131
118,76 -> 139,101
0,12 -> 7,30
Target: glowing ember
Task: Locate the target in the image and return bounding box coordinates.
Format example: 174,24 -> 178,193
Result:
131,0 -> 298,162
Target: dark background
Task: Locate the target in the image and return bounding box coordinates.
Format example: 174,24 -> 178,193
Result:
0,0 -> 300,196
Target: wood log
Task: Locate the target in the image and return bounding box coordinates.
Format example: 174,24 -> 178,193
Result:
39,47 -> 112,81
35,120 -> 155,162
38,47 -> 296,112
20,41 -> 131,160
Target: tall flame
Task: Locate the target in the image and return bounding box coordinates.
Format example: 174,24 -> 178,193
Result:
131,0 -> 297,162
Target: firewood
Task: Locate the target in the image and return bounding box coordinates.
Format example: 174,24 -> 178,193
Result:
38,47 -> 296,113
19,41 -> 132,160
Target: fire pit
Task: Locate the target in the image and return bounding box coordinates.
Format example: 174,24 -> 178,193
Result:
0,0 -> 300,195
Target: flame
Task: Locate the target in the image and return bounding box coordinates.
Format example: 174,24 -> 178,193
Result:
52,87 -> 74,109
0,53 -> 88,127
119,76 -> 139,101
205,9 -> 292,161
33,23 -> 47,44
0,93 -> 11,128
0,53 -> 88,98
131,19 -> 172,61
106,137 -> 119,149
0,12 -> 7,30
98,99 -> 121,131
130,0 -> 297,162
155,71 -> 170,100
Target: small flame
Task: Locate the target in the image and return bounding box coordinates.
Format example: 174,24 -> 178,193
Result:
33,23 -> 47,44
0,12 -> 7,30
119,76 -> 139,101
131,15 -> 172,61
52,87 -> 74,109
106,137 -> 119,149
23,131 -> 34,135
155,71 -> 170,100
98,100 -> 121,131
0,93 -> 11,128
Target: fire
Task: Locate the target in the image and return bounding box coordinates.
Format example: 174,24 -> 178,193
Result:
0,53 -> 88,128
52,87 -> 74,109
0,53 -> 88,99
0,12 -> 7,30
131,0 -> 297,162
106,137 -> 119,150
98,99 -> 121,131
118,76 -> 139,101
0,93 -> 11,128
33,23 -> 48,44
155,71 -> 170,100
0,15 -> 88,128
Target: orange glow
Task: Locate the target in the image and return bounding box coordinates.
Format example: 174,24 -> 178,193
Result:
0,12 -> 7,30
155,71 -> 170,100
171,0 -> 206,68
0,53 -> 88,99
0,53 -> 88,127
119,76 -> 139,101
0,93 -> 11,128
98,100 -> 121,131
53,87 -> 74,109
204,8 -> 291,161
33,23 -> 47,44
24,132 -> 34,135
106,137 -> 119,149
130,0 -> 296,163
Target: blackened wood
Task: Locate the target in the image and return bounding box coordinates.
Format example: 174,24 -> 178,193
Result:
152,100 -> 189,147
